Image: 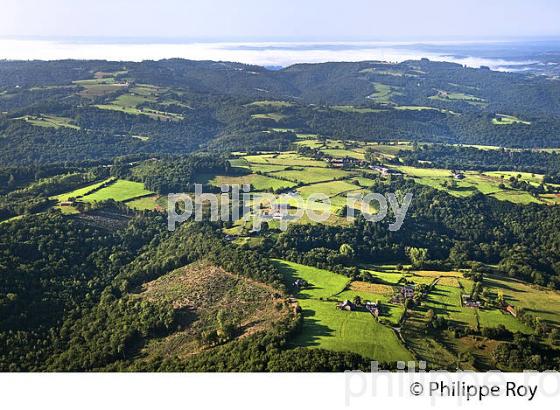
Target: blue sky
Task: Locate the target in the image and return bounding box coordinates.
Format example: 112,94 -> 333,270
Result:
1,0 -> 560,40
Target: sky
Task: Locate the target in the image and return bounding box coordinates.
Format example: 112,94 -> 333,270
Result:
1,0 -> 560,41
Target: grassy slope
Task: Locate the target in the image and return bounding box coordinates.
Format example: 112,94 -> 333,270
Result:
273,259 -> 414,362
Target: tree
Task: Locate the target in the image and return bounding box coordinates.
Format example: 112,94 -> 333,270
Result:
406,247 -> 428,267
339,243 -> 355,259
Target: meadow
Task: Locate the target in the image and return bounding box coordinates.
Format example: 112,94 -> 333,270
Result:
16,115 -> 80,130
273,260 -> 414,362
79,180 -> 153,203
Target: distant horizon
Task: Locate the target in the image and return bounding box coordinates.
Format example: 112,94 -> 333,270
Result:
2,37 -> 559,72
2,34 -> 560,44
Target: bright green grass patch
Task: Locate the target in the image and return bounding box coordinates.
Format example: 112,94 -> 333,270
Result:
80,180 -> 152,203
246,100 -> 293,107
477,308 -> 532,333
322,148 -> 365,160
297,180 -> 359,198
331,105 -> 385,113
365,270 -> 404,285
422,285 -> 478,328
126,195 -> 167,211
367,82 -> 403,104
492,114 -> 531,125
16,115 -> 80,130
113,93 -> 153,108
247,163 -> 291,173
293,298 -> 413,361
251,112 -> 287,122
294,139 -> 325,149
348,176 -> 378,187
131,135 -> 150,141
270,167 -> 349,184
484,275 -> 560,328
52,178 -> 115,202
273,260 -> 349,298
95,104 -> 183,121
483,171 -> 543,185
243,153 -> 328,168
394,166 -> 545,205
364,142 -> 413,157
210,174 -> 297,191
73,77 -> 128,97
430,90 -> 486,105
273,260 -> 413,361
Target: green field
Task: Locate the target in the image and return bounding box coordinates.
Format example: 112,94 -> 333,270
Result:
251,112 -> 287,122
492,114 -> 531,125
126,195 -> 167,211
209,174 -> 297,191
273,260 -> 414,362
430,90 -> 486,106
244,153 -> 328,168
16,115 -> 80,130
367,82 -> 403,104
80,180 -> 153,203
331,105 -> 385,113
296,180 -> 360,198
53,178 -> 115,202
393,165 -> 544,205
246,100 -> 293,107
73,76 -> 129,97
484,275 -> 560,328
269,167 -> 349,184
95,103 -> 183,121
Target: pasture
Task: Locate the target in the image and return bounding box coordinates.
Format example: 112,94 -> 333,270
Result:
80,180 -> 153,203
492,114 -> 531,125
16,115 -> 80,130
269,167 -> 349,184
273,260 -> 413,362
53,178 -> 115,202
393,165 -> 545,205
251,113 -> 287,122
210,174 -> 297,191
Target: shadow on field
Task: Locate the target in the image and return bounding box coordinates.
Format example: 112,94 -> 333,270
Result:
294,309 -> 334,347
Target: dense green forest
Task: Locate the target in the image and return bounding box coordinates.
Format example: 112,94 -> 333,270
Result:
3,58 -> 560,166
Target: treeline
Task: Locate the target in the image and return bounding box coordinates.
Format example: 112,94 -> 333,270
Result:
0,169 -> 109,221
116,154 -> 231,194
398,144 -> 560,175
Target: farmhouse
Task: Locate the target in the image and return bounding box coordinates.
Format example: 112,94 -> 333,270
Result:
461,294 -> 482,308
293,279 -> 308,289
370,165 -> 402,177
365,301 -> 380,318
401,285 -> 414,298
337,300 -> 356,311
505,305 -> 517,317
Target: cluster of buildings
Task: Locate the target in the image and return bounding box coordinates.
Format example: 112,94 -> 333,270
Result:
391,285 -> 415,304
336,300 -> 380,319
369,165 -> 403,177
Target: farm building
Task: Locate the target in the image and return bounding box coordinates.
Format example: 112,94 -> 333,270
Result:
505,305 -> 517,317
401,285 -> 414,299
461,294 -> 482,308
337,300 -> 356,311
370,165 -> 402,177
365,301 -> 380,318
293,279 -> 309,289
